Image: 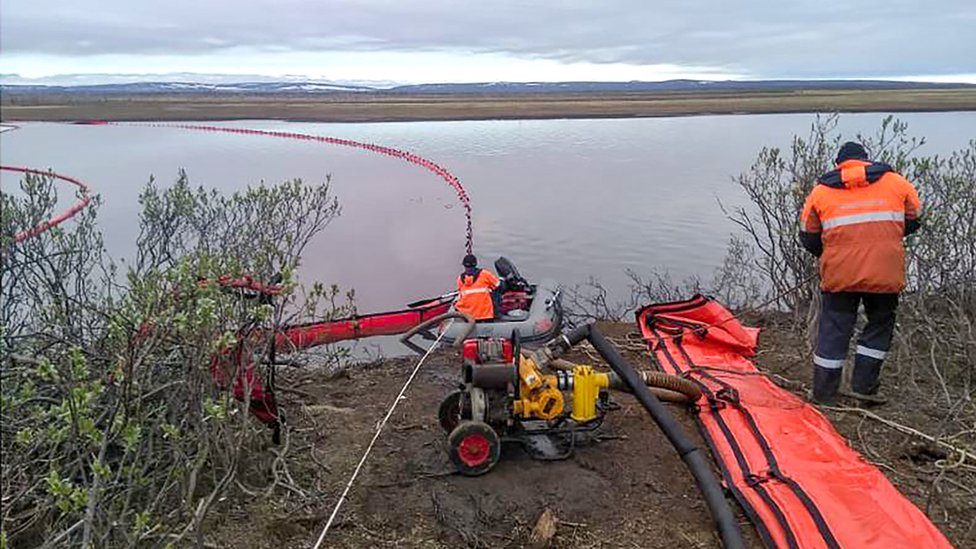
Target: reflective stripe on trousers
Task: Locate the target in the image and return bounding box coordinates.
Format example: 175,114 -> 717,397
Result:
855,345 -> 887,360
814,355 -> 844,370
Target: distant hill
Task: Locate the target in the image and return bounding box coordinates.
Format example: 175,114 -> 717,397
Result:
0,81 -> 376,95
2,79 -> 974,95
390,79 -> 976,94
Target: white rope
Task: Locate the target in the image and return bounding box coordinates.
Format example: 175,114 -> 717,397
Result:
311,320 -> 454,549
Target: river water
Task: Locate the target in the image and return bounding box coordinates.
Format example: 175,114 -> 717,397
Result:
2,113 -> 973,323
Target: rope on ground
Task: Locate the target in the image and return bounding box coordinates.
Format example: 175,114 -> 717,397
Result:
822,405 -> 976,467
311,320 -> 454,549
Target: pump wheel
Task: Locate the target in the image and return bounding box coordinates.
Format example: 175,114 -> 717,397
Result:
438,391 -> 464,433
447,421 -> 500,476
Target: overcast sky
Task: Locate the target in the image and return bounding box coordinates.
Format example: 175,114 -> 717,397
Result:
2,0 -> 975,84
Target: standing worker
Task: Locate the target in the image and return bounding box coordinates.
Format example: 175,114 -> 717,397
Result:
455,254 -> 500,321
800,142 -> 922,405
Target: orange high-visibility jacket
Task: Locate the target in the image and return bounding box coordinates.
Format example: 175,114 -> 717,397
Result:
456,268 -> 500,321
800,160 -> 921,293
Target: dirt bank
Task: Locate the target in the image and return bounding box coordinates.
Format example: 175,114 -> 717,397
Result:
3,89 -> 976,123
208,319 -> 973,548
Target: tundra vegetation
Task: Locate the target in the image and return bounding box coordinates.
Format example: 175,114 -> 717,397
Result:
1,173 -> 350,547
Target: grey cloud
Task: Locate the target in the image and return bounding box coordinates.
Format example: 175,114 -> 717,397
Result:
2,0 -> 974,78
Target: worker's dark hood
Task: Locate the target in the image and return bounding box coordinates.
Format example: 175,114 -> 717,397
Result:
817,159 -> 894,189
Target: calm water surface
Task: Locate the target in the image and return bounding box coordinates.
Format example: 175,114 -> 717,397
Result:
2,114 -> 973,319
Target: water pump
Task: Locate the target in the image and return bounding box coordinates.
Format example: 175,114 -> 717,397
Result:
438,333 -> 700,475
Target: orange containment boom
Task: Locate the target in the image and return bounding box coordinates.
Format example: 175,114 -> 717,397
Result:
636,295 -> 952,549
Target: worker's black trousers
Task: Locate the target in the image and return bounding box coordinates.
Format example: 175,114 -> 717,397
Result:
813,292 -> 899,401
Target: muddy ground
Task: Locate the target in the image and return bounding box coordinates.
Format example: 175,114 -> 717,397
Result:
209,319 -> 974,548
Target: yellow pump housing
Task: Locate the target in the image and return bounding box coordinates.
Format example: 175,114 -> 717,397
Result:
511,356 -> 612,423
571,365 -> 610,422
513,356 -> 563,420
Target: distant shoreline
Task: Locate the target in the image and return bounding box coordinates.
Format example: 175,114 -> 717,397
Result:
3,88 -> 976,123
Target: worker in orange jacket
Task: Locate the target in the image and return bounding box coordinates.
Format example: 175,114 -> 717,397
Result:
800,142 -> 921,405
455,254 -> 501,321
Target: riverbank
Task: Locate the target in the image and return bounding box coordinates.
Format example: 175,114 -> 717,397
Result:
3,88 -> 976,122
209,318 -> 973,548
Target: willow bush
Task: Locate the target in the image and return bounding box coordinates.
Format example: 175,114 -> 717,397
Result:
1,171 -> 350,548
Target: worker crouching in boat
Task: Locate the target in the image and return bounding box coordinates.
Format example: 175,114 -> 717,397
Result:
455,254 -> 501,321
800,142 -> 922,405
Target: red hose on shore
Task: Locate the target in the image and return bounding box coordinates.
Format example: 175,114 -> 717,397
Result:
1,166 -> 93,244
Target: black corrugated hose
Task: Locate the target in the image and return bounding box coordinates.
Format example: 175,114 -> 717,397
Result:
557,324 -> 746,549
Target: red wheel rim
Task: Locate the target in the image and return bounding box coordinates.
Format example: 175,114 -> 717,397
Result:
457,433 -> 491,467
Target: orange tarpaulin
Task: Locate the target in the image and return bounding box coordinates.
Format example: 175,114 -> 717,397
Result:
637,295 -> 951,549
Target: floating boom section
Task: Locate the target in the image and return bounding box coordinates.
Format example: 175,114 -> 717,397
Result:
78,120 -> 474,254
636,295 -> 951,549
1,166 -> 93,245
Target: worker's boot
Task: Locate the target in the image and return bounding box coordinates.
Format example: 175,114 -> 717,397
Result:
846,353 -> 888,405
811,365 -> 842,405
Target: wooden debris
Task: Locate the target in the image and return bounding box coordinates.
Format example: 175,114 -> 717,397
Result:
528,508 -> 559,548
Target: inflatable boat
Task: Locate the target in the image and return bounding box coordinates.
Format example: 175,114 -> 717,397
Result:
438,277 -> 562,345
401,258 -> 563,350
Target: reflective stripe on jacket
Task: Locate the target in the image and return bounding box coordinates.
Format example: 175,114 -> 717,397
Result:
456,268 -> 500,320
800,159 -> 921,293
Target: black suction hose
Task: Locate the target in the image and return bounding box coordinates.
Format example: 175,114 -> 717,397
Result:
559,324 -> 745,549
